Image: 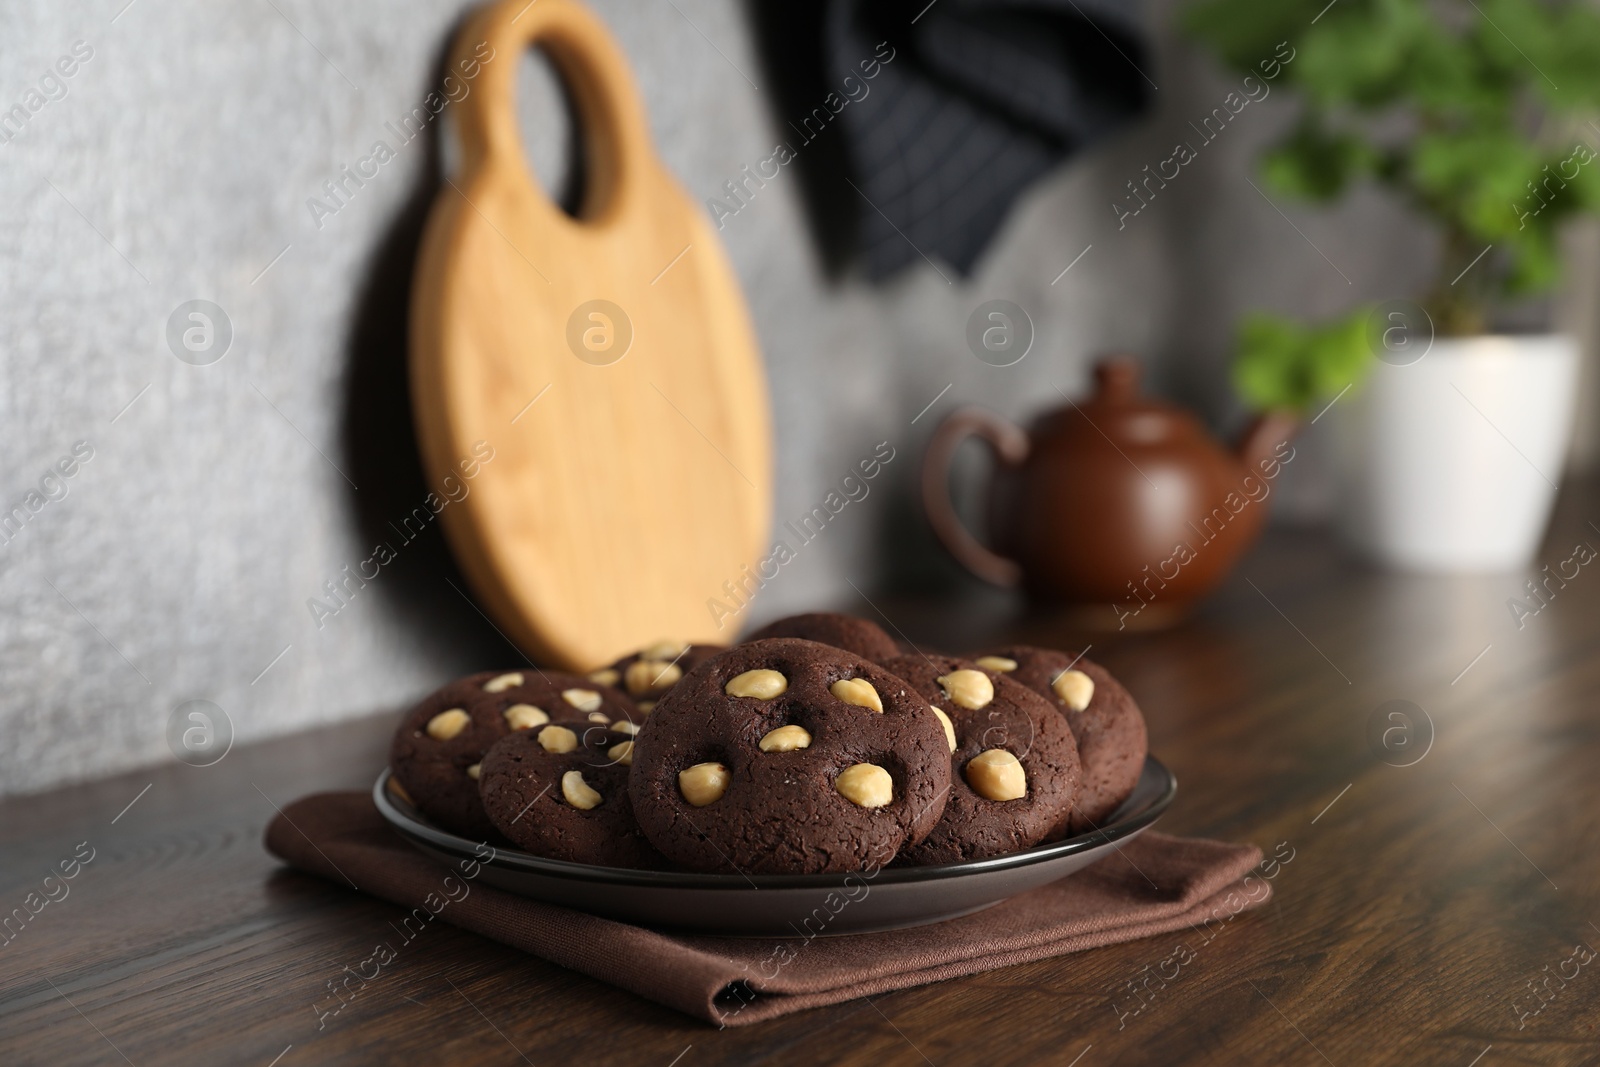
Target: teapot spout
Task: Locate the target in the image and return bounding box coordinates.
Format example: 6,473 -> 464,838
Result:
1235,409 -> 1299,476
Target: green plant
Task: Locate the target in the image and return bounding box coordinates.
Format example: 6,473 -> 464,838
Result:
1185,0 -> 1600,410
1232,308 -> 1375,412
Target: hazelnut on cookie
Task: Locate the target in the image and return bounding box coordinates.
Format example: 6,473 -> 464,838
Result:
884,655 -> 1081,864
478,720 -> 667,869
590,640 -> 723,707
627,639 -> 951,874
389,669 -> 635,840
970,646 -> 1147,833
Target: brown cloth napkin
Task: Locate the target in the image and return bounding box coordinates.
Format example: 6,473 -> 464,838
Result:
265,792 -> 1269,1027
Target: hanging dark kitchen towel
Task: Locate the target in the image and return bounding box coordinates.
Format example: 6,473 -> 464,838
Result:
747,0 -> 1152,279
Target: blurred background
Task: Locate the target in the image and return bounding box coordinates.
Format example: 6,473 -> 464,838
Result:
4,0 -> 1598,796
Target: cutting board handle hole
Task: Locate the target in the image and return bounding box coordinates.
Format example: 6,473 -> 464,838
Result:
513,46 -> 586,219
455,0 -> 646,224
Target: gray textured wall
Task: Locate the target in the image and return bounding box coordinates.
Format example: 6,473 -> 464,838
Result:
2,0 -> 1578,796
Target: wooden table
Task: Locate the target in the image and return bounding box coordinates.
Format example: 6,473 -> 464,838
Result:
5,482 -> 1600,1066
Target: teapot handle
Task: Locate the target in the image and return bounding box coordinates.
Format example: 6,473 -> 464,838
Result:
921,407 -> 1029,587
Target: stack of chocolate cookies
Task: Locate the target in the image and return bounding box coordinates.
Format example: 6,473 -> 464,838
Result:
389,614 -> 1148,874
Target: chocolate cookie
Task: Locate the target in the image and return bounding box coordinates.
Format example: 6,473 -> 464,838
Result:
478,723 -> 667,869
970,647 -> 1147,833
589,640 -> 724,709
628,639 -> 952,874
741,612 -> 900,664
883,655 -> 1080,864
389,669 -> 636,840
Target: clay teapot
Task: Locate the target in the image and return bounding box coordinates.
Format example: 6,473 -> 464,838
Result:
922,358 -> 1297,629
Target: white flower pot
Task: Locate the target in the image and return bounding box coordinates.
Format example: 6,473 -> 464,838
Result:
1332,334 -> 1580,571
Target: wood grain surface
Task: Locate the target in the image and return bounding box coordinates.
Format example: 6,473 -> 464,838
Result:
410,0 -> 772,671
4,482 -> 1600,1065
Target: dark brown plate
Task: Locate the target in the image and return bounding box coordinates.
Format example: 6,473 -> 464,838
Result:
372,756 -> 1175,936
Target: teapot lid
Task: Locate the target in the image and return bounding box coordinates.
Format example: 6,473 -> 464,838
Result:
1065,356 -> 1209,448
1093,358 -> 1143,404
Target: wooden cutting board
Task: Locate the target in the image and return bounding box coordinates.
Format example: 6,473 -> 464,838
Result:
410,0 -> 772,670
